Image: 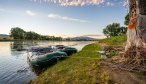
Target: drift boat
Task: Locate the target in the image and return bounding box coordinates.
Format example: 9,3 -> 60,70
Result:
27,47 -> 67,66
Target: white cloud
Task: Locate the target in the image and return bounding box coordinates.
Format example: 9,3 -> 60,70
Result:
31,0 -> 105,6
106,2 -> 114,6
48,13 -> 89,23
48,13 -> 60,18
60,0 -> 105,6
26,10 -> 37,16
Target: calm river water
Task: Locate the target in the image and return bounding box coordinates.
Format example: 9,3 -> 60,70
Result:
0,41 -> 94,84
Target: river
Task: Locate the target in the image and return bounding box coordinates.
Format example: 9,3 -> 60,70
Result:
0,41 -> 95,84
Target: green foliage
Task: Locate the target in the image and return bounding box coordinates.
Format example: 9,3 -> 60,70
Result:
10,27 -> 26,39
25,31 -> 40,40
119,27 -> 127,35
124,14 -> 129,26
103,23 -> 127,38
31,44 -> 110,84
103,28 -> 110,38
40,36 -> 62,40
99,35 -> 127,45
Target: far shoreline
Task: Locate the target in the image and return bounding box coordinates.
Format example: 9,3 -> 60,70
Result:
0,39 -> 100,42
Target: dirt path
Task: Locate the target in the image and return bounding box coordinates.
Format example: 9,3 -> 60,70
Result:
101,62 -> 146,84
101,54 -> 146,84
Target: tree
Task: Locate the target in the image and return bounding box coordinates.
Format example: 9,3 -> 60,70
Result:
103,28 -> 109,38
124,0 -> 146,66
124,14 -> 130,26
119,27 -> 127,35
103,23 -> 126,37
25,31 -> 40,40
10,27 -> 26,39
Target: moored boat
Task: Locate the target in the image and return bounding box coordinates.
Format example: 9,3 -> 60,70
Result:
62,47 -> 77,56
55,45 -> 78,56
27,47 -> 67,66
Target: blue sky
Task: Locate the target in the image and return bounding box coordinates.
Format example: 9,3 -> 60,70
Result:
0,0 -> 127,37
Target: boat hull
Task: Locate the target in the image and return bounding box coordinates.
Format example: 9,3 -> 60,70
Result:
28,51 -> 67,66
62,47 -> 77,56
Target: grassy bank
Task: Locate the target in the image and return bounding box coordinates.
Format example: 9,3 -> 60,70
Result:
99,35 -> 127,46
30,44 -> 110,84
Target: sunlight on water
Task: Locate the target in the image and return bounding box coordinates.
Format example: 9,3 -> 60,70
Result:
0,42 -> 11,56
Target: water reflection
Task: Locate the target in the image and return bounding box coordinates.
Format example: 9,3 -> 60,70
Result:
10,41 -> 39,58
10,41 -> 39,51
0,42 -> 11,56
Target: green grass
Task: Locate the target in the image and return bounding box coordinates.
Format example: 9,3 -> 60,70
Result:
30,44 -> 110,84
99,35 -> 127,46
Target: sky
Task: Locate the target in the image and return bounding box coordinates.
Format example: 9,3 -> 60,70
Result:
0,0 -> 128,37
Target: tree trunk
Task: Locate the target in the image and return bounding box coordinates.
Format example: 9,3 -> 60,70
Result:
138,0 -> 146,42
124,0 -> 146,66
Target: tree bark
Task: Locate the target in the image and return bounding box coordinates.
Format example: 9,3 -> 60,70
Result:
124,0 -> 146,66
138,0 -> 146,43
126,0 -> 146,48
138,0 -> 146,15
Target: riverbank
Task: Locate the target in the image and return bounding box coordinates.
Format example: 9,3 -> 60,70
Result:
30,43 -> 111,84
0,39 -> 99,42
30,35 -> 146,84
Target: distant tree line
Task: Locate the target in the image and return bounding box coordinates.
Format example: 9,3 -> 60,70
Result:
10,27 -> 62,40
